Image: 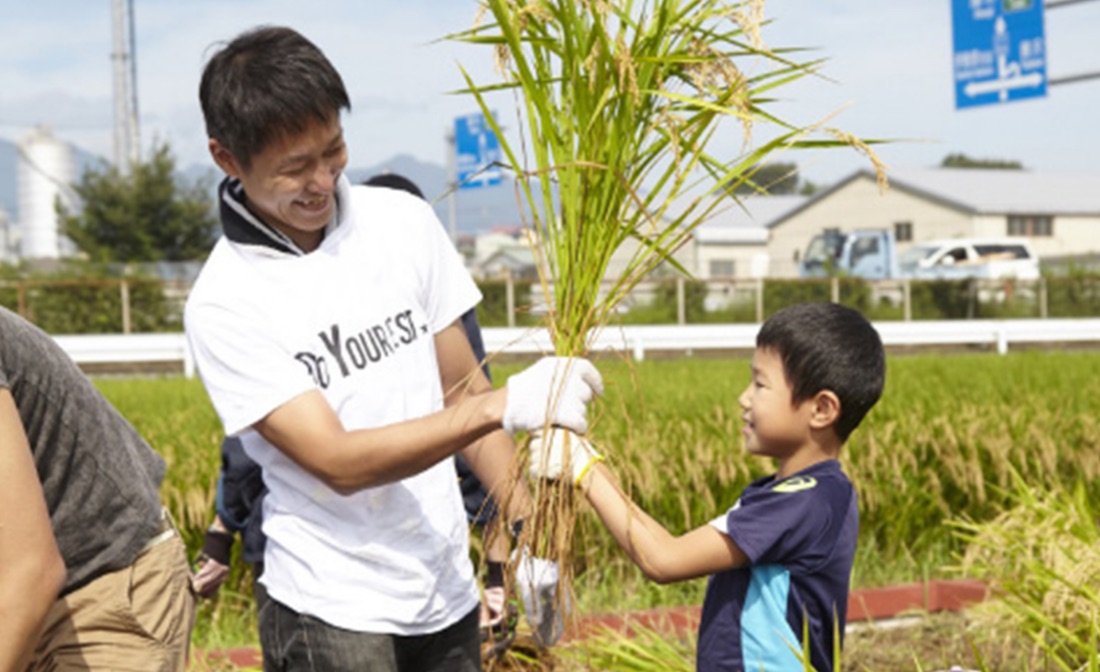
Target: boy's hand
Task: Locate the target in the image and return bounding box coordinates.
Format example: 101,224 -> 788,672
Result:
191,557 -> 230,598
513,549 -> 569,647
191,525 -> 234,598
503,357 -> 603,436
528,429 -> 603,486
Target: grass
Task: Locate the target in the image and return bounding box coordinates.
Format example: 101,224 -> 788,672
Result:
92,349 -> 1100,658
954,475 -> 1100,669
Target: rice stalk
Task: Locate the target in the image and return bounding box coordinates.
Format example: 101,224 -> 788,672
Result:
448,0 -> 885,619
952,472 -> 1100,668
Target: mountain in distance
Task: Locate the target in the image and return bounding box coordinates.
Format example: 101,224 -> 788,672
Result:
349,153 -> 526,235
186,152 -> 528,236
0,140 -> 524,237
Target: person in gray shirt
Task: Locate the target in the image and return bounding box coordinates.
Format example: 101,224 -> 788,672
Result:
0,306 -> 195,671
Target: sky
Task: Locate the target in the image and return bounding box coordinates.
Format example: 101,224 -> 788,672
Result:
2,0 -> 1099,190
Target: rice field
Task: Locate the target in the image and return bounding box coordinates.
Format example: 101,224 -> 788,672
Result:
93,348 -> 1100,654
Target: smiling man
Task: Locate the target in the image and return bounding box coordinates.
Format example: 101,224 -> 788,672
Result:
185,26 -> 602,672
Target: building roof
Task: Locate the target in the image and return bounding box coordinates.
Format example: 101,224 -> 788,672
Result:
477,245 -> 535,270
886,167 -> 1100,215
687,193 -> 805,244
766,167 -> 1100,230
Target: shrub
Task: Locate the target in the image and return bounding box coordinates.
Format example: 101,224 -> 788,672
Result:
0,262 -> 178,333
476,279 -> 535,326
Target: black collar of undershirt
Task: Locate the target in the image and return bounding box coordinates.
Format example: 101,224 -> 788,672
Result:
217,177 -> 307,256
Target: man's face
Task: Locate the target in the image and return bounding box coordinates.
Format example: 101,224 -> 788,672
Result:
210,115 -> 348,252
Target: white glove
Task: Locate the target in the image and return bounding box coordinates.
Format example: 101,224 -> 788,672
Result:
503,357 -> 603,436
514,549 -> 569,647
528,429 -> 603,485
191,557 -> 231,598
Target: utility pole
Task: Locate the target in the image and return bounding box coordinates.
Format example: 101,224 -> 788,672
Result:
445,126 -> 458,244
111,0 -> 140,172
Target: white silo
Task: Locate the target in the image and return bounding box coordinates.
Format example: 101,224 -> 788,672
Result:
0,207 -> 13,263
17,126 -> 75,260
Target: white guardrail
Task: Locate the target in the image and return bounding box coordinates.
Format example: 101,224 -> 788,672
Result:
52,333 -> 199,378
53,318 -> 1100,377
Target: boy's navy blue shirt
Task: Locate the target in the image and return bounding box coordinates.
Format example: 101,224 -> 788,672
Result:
697,459 -> 858,672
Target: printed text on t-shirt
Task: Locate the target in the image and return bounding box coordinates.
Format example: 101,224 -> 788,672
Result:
293,309 -> 426,388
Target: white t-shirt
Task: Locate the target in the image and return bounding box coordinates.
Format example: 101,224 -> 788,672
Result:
185,175 -> 482,634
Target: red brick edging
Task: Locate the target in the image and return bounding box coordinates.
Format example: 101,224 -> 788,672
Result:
562,578 -> 988,643
196,579 -> 988,668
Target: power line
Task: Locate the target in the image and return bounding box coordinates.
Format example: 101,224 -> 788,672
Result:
0,119 -> 110,131
1048,0 -> 1100,89
1047,0 -> 1099,9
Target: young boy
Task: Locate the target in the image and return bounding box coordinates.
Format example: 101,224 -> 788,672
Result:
529,302 -> 885,672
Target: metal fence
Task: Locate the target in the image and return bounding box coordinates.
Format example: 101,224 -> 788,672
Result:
4,274 -> 1099,335
52,318 -> 1100,377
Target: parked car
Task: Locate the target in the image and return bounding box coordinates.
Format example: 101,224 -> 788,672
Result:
898,238 -> 1040,281
800,229 -> 1040,281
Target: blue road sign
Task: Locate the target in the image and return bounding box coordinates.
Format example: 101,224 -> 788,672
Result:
952,0 -> 1046,109
454,112 -> 503,190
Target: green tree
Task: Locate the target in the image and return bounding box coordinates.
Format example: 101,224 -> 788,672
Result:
733,161 -> 800,195
941,153 -> 1023,170
59,141 -> 218,262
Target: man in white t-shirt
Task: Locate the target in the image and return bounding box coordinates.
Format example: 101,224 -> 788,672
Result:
186,26 -> 602,672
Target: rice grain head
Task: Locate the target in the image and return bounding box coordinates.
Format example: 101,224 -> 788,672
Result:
614,33 -> 640,104
826,127 -> 889,193
473,1 -> 489,29
727,0 -> 767,52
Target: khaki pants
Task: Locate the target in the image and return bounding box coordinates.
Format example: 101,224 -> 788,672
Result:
28,517 -> 196,672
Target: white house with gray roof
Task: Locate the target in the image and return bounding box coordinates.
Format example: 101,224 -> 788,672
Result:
598,191 -> 799,282
690,193 -> 804,279
766,168 -> 1100,278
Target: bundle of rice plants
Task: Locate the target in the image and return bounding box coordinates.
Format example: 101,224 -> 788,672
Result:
449,0 -> 887,627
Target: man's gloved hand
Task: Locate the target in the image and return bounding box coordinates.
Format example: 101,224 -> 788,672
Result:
190,526 -> 234,598
503,357 -> 603,436
513,548 -> 569,648
528,429 -> 603,486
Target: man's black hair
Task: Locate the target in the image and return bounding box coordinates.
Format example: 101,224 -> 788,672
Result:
199,26 -> 351,170
363,173 -> 425,200
756,302 -> 885,442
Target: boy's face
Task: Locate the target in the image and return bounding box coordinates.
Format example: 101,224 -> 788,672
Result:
209,115 -> 348,253
738,347 -> 814,459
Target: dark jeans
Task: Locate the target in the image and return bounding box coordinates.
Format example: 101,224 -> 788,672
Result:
252,561 -> 268,617
259,597 -> 480,672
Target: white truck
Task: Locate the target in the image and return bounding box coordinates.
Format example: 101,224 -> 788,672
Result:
800,229 -> 1040,281
898,237 -> 1041,281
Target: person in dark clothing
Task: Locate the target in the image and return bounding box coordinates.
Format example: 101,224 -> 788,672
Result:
1,306 -> 194,671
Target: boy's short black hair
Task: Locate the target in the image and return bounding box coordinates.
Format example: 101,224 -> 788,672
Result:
757,302 -> 885,442
199,26 -> 351,170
